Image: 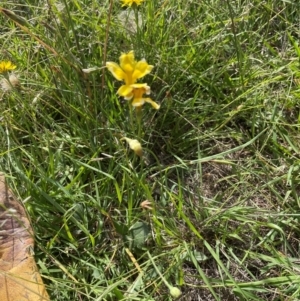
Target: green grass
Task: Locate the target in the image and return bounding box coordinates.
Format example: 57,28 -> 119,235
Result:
1,0 -> 300,300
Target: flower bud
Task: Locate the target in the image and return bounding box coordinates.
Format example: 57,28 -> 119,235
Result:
169,286 -> 182,299
121,137 -> 143,157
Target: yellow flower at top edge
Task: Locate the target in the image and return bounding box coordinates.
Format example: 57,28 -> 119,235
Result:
106,51 -> 153,90
0,61 -> 16,73
121,0 -> 144,7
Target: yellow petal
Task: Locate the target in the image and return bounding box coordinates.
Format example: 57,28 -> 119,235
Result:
117,85 -> 133,98
132,60 -> 153,81
130,84 -> 152,106
130,83 -> 149,89
132,97 -> 145,107
0,61 -> 17,73
124,94 -> 134,100
121,137 -> 143,157
106,62 -> 126,81
121,0 -> 144,6
132,83 -> 151,96
119,51 -> 136,73
144,98 -> 160,109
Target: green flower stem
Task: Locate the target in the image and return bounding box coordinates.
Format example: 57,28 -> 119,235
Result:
147,251 -> 181,298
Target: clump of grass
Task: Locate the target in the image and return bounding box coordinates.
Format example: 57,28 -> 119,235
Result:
1,0 -> 300,300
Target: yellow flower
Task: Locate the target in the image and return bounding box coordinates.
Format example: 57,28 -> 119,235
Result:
106,51 -> 153,92
121,0 -> 144,7
106,51 -> 159,110
0,61 -> 16,73
122,83 -> 160,109
121,137 -> 143,157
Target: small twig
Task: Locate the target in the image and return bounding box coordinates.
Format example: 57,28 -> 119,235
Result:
102,0 -> 113,89
125,248 -> 143,273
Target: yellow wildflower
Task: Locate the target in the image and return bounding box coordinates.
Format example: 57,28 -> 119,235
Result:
106,51 -> 153,93
121,137 -> 143,157
106,51 -> 160,110
124,83 -> 160,109
121,0 -> 144,7
0,61 -> 16,73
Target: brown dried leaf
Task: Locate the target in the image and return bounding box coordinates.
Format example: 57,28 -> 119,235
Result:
0,174 -> 50,300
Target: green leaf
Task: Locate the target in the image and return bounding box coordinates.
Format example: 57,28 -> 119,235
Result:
127,221 -> 151,249
113,220 -> 129,236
